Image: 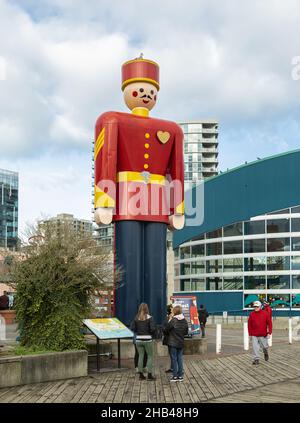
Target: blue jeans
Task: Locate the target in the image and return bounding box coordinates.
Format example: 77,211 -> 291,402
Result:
170,346 -> 183,378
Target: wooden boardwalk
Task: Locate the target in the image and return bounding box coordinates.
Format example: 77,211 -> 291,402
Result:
1,343 -> 300,403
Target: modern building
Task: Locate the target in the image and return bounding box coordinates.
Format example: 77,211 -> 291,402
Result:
0,169 -> 18,250
173,149 -> 300,315
39,213 -> 93,240
180,120 -> 219,190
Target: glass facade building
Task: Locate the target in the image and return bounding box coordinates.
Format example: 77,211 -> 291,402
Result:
174,206 -> 300,310
0,169 -> 18,250
180,120 -> 219,191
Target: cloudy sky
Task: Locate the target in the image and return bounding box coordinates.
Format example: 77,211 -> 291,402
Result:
1,0 -> 300,236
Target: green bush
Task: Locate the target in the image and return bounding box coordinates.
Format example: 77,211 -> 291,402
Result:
11,225 -> 113,351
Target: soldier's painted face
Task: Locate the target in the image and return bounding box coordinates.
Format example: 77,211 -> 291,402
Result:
123,82 -> 158,111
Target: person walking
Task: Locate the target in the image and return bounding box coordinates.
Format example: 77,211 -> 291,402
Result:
198,304 -> 209,338
130,303 -> 156,381
163,304 -> 173,373
263,300 -> 272,320
248,300 -> 273,365
163,305 -> 188,382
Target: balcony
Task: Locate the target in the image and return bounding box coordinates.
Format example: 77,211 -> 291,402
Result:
201,138 -> 218,144
200,147 -> 218,153
201,128 -> 218,134
201,158 -> 219,163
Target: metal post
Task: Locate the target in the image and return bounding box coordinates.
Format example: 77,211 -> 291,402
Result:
243,322 -> 249,350
216,324 -> 221,354
268,333 -> 272,347
96,336 -> 100,371
289,318 -> 293,344
118,338 -> 121,368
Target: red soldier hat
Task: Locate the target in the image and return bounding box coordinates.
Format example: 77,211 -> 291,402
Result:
121,55 -> 160,91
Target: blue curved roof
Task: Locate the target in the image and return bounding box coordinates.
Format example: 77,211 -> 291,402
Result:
173,149 -> 300,248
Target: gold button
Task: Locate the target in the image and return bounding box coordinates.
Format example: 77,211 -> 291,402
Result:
144,153 -> 149,159
144,164 -> 149,169
145,133 -> 150,139
145,143 -> 150,149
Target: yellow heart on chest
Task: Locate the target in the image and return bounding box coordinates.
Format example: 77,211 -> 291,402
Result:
157,131 -> 170,144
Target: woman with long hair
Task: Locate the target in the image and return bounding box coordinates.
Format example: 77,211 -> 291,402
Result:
130,303 -> 156,380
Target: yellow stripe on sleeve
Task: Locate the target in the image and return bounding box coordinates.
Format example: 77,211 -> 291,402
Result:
94,128 -> 105,160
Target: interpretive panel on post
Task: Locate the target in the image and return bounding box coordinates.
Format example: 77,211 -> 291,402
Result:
83,318 -> 133,339
171,295 -> 201,335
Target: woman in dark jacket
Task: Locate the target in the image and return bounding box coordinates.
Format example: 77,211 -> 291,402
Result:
163,305 -> 188,382
163,304 -> 173,373
130,303 -> 156,380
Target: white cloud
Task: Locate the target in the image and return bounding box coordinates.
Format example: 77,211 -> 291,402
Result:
1,0 -> 300,232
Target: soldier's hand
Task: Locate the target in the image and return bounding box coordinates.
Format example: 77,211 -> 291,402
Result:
94,207 -> 113,225
168,214 -> 185,231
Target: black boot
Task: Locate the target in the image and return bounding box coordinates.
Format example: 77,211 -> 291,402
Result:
139,372 -> 146,380
263,348 -> 269,361
147,373 -> 156,381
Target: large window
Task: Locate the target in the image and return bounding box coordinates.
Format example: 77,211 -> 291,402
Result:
223,277 -> 243,290
292,293 -> 300,308
206,242 -> 222,256
268,208 -> 290,215
292,275 -> 300,289
267,294 -> 290,308
191,279 -> 205,291
223,222 -> 243,237
244,276 -> 266,290
206,259 -> 222,273
267,219 -> 290,233
267,256 -> 290,271
267,238 -> 290,252
192,234 -> 204,241
191,244 -> 204,257
292,237 -> 300,251
244,220 -> 265,235
207,229 -> 222,239
180,246 -> 190,259
224,240 -> 243,255
180,263 -> 191,275
291,219 -> 300,232
174,248 -> 179,259
244,256 -> 266,271
244,239 -> 265,253
191,261 -> 205,274
206,277 -> 222,290
174,263 -> 180,277
223,258 -> 243,272
267,275 -> 290,289
244,293 -> 266,309
291,256 -> 300,270
292,206 -> 300,214
181,279 -> 191,291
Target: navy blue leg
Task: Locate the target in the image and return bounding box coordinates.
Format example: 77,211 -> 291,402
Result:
115,221 -> 144,326
143,222 -> 167,325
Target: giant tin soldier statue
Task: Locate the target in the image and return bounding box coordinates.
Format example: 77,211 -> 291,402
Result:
94,55 -> 184,326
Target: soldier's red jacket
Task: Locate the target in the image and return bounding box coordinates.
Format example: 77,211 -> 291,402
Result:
94,111 -> 184,223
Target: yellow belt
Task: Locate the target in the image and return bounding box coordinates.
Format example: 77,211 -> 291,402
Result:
117,171 -> 166,185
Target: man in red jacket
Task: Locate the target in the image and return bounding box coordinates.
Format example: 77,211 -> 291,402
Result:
248,300 -> 272,365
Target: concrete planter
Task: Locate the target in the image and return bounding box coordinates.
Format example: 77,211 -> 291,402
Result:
0,350 -> 88,388
86,338 -> 207,359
